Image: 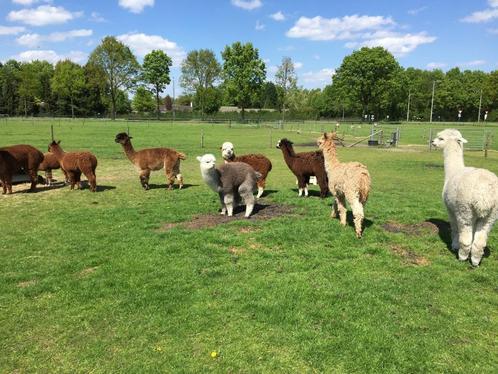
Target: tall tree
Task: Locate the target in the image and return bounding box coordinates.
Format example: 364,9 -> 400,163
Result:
88,36 -> 139,119
132,86 -> 156,113
18,62 -> 41,116
142,49 -> 172,119
221,42 -> 266,118
51,60 -> 85,118
180,49 -> 221,115
275,57 -> 297,119
333,47 -> 401,118
0,60 -> 21,115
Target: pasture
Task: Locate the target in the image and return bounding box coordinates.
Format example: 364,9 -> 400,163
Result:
1,119 -> 498,373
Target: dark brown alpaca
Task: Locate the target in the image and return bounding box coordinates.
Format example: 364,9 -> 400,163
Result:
114,132 -> 186,190
276,138 -> 328,198
0,144 -> 44,194
38,152 -> 66,186
48,141 -> 98,192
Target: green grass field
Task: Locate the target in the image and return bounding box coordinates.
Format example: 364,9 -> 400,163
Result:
1,119 -> 498,373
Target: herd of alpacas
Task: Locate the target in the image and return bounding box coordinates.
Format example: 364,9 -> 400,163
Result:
0,128 -> 497,266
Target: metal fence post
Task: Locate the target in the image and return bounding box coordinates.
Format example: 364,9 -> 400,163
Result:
429,128 -> 433,151
201,129 -> 205,149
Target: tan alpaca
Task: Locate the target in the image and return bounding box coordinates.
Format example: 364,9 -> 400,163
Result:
317,132 -> 371,238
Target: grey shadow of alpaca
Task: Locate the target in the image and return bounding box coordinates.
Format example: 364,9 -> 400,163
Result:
426,218 -> 491,258
346,211 -> 374,232
147,183 -> 198,190
291,188 -> 327,198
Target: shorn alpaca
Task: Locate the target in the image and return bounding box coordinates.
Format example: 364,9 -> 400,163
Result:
0,144 -> 44,194
317,132 -> 371,238
38,152 -> 65,186
276,138 -> 328,198
115,132 -> 185,190
432,129 -> 498,266
221,141 -> 272,198
197,154 -> 260,218
48,140 -> 98,192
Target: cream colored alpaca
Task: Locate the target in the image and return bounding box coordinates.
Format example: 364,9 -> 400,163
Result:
317,132 -> 371,238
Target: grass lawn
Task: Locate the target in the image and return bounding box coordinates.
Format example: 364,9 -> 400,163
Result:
1,119 -> 498,373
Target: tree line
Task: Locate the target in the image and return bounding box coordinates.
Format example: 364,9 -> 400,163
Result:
1,36 -> 497,121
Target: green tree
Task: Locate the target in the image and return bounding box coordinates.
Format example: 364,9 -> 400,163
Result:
180,49 -> 221,116
221,42 -> 266,118
88,36 -> 140,119
51,60 -> 85,118
275,57 -> 297,118
142,49 -> 172,118
132,86 -> 156,113
333,47 -> 401,118
0,60 -> 21,115
18,62 -> 41,116
194,87 -> 222,115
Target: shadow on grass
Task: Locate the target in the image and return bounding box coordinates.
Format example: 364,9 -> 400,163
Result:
346,211 -> 374,232
148,183 -> 198,190
426,218 -> 491,258
290,188 -> 326,198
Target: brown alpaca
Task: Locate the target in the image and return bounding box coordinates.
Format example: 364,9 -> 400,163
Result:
48,141 -> 98,192
276,138 -> 328,198
0,144 -> 44,193
317,132 -> 371,238
114,132 -> 186,190
221,141 -> 272,198
38,152 -> 66,186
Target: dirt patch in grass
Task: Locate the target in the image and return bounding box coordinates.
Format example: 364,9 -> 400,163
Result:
17,280 -> 36,288
390,245 -> 431,266
158,203 -> 294,232
382,221 -> 439,236
78,266 -> 98,277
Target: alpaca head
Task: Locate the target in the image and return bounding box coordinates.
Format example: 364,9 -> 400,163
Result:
316,132 -> 339,149
48,140 -> 61,152
196,154 -> 217,171
276,138 -> 293,149
221,142 -> 234,160
115,132 -> 132,145
432,129 -> 467,149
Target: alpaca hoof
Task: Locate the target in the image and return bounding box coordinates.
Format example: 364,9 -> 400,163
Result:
458,253 -> 469,261
179,185 -> 183,190
470,256 -> 481,267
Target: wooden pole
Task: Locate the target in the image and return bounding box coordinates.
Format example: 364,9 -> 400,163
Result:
201,129 -> 204,148
429,128 -> 433,152
51,124 -> 54,141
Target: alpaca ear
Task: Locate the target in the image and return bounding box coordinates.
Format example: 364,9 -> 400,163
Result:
323,132 -> 328,139
196,156 -> 202,162
57,140 -> 61,144
460,137 -> 468,144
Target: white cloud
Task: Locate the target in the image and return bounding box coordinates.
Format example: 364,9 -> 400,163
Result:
117,32 -> 186,66
461,1 -> 498,23
461,59 -> 487,67
14,49 -> 87,64
90,11 -> 106,22
301,68 -> 335,86
16,29 -> 93,47
231,0 -> 262,11
427,62 -> 447,70
407,6 -> 428,16
0,25 -> 26,35
12,0 -> 51,5
255,20 -> 265,31
7,5 -> 82,26
287,15 -> 395,41
488,28 -> 498,34
118,0 -> 154,14
348,31 -> 436,57
267,64 -> 278,74
270,11 -> 285,21
294,62 -> 303,69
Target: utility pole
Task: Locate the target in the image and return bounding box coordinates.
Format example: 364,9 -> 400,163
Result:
172,76 -> 176,121
477,89 -> 483,123
430,81 -> 436,123
406,88 -> 411,122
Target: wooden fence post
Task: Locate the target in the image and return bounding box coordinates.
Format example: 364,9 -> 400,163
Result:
429,128 -> 433,152
201,129 -> 205,148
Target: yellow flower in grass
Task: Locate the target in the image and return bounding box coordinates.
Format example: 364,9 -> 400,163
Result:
211,351 -> 218,358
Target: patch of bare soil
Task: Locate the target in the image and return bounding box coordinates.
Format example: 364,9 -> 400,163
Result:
390,245 -> 431,266
382,221 -> 439,236
78,266 -> 98,277
17,280 -> 36,288
157,203 -> 294,232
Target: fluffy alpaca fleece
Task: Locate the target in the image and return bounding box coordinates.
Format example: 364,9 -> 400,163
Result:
38,152 -> 64,186
48,140 -> 98,192
115,132 -> 185,190
221,141 -> 272,198
276,138 -> 328,198
197,154 -> 260,218
317,132 -> 371,238
432,129 -> 498,266
0,144 -> 44,193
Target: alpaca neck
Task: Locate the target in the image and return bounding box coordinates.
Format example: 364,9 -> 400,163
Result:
200,167 -> 221,192
321,140 -> 340,168
121,141 -> 137,162
443,141 -> 465,182
280,145 -> 296,168
51,146 -> 65,161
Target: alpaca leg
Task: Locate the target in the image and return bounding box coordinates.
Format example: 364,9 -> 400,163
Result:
331,198 -> 339,218
470,218 -> 494,267
139,169 -> 150,190
67,171 -> 76,190
1,181 -> 5,194
82,170 -> 97,192
457,224 -> 474,262
336,194 -> 347,226
297,176 -> 306,197
164,163 -> 176,190
239,183 -> 255,218
27,168 -> 38,192
224,193 -> 234,216
351,198 -> 365,238
447,209 -> 459,251
62,169 -> 69,184
73,170 -> 82,189
176,174 -> 184,189
256,179 -> 265,199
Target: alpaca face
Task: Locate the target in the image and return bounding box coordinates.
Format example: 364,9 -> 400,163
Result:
48,140 -> 61,153
197,154 -> 217,171
432,129 -> 468,149
221,142 -> 234,160
115,132 -> 131,145
276,139 -> 292,149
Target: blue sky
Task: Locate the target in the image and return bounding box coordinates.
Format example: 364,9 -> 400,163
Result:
1,0 -> 498,95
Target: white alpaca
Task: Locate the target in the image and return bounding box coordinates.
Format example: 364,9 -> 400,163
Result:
197,154 -> 260,218
432,129 -> 498,266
